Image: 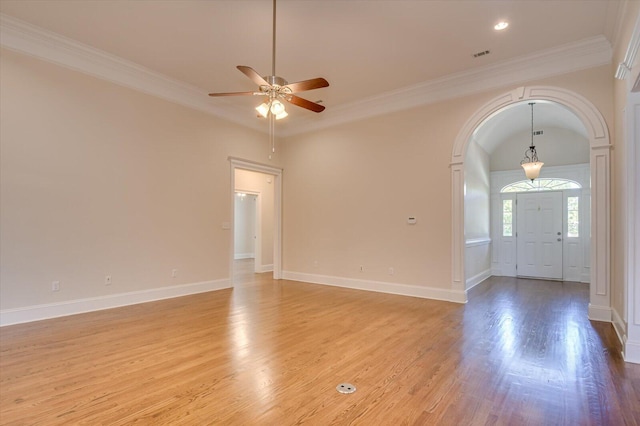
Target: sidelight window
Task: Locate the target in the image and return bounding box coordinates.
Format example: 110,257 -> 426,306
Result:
502,199 -> 513,237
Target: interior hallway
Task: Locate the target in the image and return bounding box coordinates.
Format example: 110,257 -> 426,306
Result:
0,275 -> 638,424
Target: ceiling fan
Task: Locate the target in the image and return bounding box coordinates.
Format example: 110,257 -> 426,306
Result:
208,0 -> 329,144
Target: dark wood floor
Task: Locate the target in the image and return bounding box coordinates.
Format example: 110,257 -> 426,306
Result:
1,265 -> 639,425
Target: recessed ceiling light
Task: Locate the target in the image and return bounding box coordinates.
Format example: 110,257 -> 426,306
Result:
494,21 -> 509,31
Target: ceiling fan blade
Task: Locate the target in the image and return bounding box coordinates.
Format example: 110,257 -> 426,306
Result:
208,91 -> 258,97
237,65 -> 270,88
284,77 -> 329,93
286,94 -> 325,113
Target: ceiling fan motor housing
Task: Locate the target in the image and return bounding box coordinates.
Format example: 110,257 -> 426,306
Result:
265,75 -> 288,88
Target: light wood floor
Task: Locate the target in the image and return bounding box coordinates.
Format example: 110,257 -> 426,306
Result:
1,263 -> 639,425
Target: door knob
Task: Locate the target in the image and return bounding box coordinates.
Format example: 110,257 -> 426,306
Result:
557,232 -> 561,235
557,238 -> 562,242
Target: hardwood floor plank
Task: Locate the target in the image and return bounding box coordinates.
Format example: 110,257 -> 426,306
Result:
1,268 -> 639,425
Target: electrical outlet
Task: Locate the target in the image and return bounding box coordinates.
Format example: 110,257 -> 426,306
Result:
52,281 -> 60,292
359,265 -> 364,272
388,267 -> 395,275
105,275 -> 112,286
171,269 -> 178,278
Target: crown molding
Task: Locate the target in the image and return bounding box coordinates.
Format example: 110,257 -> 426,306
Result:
1,14 -> 612,137
0,14 -> 264,133
284,36 -> 612,136
615,6 -> 640,81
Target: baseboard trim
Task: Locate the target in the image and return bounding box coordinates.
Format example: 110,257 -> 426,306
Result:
588,303 -> 612,322
282,271 -> 466,304
466,269 -> 491,291
257,264 -> 274,273
624,339 -> 640,364
234,253 -> 254,260
0,278 -> 231,327
611,307 -> 627,355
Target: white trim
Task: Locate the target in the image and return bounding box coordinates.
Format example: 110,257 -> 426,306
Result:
624,341 -> 640,364
581,271 -> 591,283
285,36 -> 611,136
615,8 -> 640,80
234,253 -> 254,260
588,304 -> 612,322
282,271 -> 467,304
466,269 -> 491,291
229,157 -> 282,281
257,264 -> 274,273
0,14 -> 263,134
0,14 -> 612,137
612,307 -> 627,355
465,238 -> 491,248
452,86 -> 611,319
0,279 -> 230,327
625,92 -> 640,364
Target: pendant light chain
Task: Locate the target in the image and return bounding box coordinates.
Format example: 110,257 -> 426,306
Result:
530,102 -> 534,149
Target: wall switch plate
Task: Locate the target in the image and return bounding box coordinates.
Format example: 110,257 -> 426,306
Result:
171,269 -> 178,278
105,275 -> 112,285
52,281 -> 60,292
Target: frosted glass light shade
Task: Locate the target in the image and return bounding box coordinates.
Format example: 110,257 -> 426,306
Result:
270,100 -> 285,115
522,161 -> 544,181
256,103 -> 269,118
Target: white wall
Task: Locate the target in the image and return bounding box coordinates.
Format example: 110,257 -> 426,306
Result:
234,193 -> 256,259
0,48 -> 278,318
464,140 -> 491,289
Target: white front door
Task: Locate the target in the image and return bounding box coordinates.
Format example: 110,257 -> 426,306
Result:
516,191 -> 563,279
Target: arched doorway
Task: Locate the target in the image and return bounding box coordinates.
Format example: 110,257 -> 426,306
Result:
451,86 -> 612,321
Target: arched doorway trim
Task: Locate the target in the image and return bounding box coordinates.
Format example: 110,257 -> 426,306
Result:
450,86 -> 612,321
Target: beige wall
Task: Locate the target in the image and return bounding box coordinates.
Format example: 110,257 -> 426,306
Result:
282,65 -> 613,292
0,41 -> 619,312
0,49 -> 278,310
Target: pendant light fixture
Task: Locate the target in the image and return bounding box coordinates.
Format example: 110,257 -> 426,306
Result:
520,102 -> 544,181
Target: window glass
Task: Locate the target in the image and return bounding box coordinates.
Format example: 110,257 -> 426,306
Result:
567,196 -> 579,237
501,178 -> 581,193
502,199 -> 513,237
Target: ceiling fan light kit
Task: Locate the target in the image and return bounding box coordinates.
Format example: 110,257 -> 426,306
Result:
208,0 -> 329,155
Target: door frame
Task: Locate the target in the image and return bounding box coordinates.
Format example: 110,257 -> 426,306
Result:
229,157 -> 282,282
451,86 -> 611,322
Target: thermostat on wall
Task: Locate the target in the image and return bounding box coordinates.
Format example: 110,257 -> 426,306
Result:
407,217 -> 417,225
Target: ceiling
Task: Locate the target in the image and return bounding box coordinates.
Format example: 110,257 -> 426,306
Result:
0,0 -> 622,136
474,101 -> 588,154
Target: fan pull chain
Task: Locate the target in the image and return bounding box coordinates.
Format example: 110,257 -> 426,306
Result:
269,114 -> 275,160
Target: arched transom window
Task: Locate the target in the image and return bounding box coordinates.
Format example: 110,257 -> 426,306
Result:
500,178 -> 581,193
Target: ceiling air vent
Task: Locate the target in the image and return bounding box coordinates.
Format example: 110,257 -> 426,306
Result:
473,50 -> 490,58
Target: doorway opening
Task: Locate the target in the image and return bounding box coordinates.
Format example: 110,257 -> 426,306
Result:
451,86 -> 611,322
229,157 -> 283,285
234,191 -> 259,281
